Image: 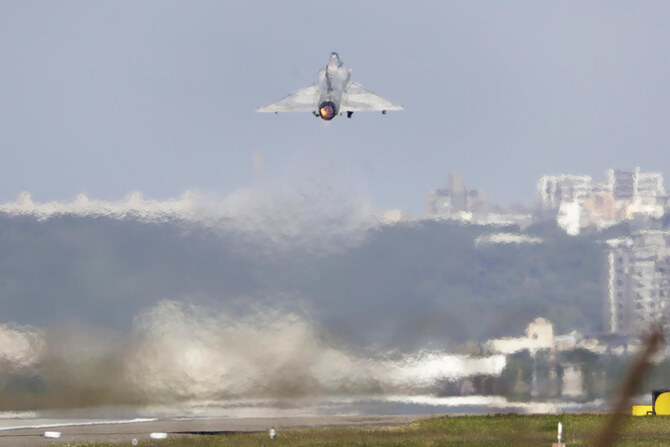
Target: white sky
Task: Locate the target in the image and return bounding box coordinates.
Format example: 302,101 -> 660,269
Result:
1,1 -> 669,215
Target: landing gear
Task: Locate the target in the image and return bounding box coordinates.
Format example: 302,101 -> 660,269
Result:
347,111 -> 354,119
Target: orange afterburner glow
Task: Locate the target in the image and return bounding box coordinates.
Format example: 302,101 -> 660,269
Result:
318,102 -> 336,120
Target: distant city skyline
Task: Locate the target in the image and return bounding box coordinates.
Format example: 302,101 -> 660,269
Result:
1,164 -> 667,221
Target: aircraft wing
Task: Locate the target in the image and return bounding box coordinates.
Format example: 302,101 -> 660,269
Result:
340,82 -> 403,112
256,84 -> 318,113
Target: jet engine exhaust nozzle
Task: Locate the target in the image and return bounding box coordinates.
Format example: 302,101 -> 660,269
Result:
318,101 -> 337,121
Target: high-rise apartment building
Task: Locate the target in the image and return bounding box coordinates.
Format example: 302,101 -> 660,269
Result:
537,168 -> 666,235
537,175 -> 593,210
425,173 -> 490,218
606,231 -> 670,335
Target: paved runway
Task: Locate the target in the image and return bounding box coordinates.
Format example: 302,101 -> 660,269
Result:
0,414 -> 432,446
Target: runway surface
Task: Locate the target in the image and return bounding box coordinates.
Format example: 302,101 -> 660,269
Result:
0,414 -> 432,446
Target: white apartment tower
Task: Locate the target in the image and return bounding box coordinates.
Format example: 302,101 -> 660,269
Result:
607,168 -> 665,199
537,175 -> 593,210
606,231 -> 670,335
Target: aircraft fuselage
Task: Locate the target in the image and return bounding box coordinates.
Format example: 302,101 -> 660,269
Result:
316,53 -> 351,120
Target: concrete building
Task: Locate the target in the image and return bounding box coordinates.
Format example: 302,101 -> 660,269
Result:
607,168 -> 665,200
426,173 -> 534,228
561,363 -> 585,398
635,171 -> 665,198
425,173 -> 491,219
537,168 -> 666,235
486,317 -> 555,355
486,318 -> 606,356
606,231 -> 670,336
484,318 -> 605,399
606,237 -> 633,334
537,175 -> 593,210
609,169 -> 636,199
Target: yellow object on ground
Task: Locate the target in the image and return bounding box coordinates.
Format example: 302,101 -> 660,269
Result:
632,405 -> 653,416
655,392 -> 670,415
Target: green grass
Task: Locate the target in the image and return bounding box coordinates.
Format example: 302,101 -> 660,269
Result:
75,414 -> 670,446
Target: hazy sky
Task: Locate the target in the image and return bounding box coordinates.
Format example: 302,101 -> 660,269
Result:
2,1 -> 669,214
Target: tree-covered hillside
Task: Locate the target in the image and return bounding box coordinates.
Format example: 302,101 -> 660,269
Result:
0,215 -> 612,350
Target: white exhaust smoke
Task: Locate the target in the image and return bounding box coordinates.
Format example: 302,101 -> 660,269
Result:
0,301 -> 505,408
0,184 -> 394,253
124,301 -> 504,401
0,324 -> 44,370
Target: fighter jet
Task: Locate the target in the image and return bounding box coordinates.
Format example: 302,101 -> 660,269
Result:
256,52 -> 403,120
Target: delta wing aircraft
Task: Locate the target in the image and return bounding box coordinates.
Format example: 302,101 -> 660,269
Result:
256,52 -> 403,120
